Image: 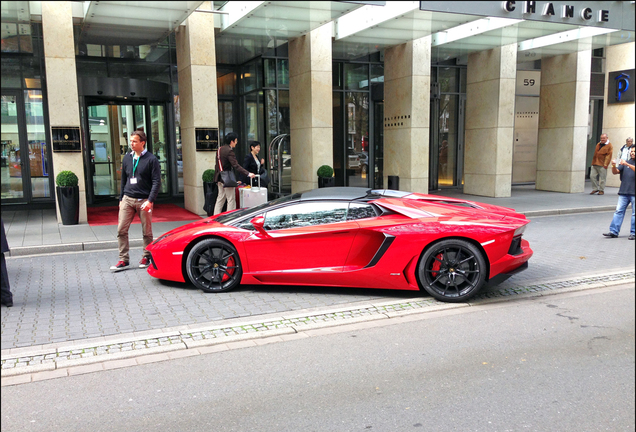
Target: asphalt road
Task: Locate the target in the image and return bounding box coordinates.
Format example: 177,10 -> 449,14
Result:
1,284 -> 634,432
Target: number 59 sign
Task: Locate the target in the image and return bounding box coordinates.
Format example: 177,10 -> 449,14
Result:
516,71 -> 541,96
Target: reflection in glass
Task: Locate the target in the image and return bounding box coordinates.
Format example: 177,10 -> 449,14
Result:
345,63 -> 369,91
151,104 -> 168,194
264,59 -> 276,88
345,92 -> 369,187
175,96 -> 183,193
438,95 -> 458,186
218,101 -> 233,139
264,202 -> 349,230
373,101 -> 384,189
244,92 -> 263,148
87,104 -> 154,197
1,95 -> 23,199
265,90 -> 278,149
277,59 -> 289,88
24,90 -> 49,198
438,67 -> 458,93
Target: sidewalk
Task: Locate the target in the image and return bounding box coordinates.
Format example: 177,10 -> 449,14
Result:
0,183 -> 620,257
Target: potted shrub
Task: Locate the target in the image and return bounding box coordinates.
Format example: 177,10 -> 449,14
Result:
317,165 -> 335,188
55,170 -> 80,225
202,168 -> 217,216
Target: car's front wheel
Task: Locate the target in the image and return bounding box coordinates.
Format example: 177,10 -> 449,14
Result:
417,239 -> 486,302
186,238 -> 242,293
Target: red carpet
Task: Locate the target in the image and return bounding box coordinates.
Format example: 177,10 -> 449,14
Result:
87,203 -> 202,226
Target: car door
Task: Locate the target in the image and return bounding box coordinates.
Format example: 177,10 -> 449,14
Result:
242,201 -> 359,276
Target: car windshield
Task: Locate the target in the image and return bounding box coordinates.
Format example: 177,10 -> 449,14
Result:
214,193 -> 301,224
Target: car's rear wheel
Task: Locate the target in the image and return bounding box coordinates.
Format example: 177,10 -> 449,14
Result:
418,239 -> 486,302
186,238 -> 242,293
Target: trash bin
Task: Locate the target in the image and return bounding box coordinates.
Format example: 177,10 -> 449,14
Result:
387,175 -> 399,190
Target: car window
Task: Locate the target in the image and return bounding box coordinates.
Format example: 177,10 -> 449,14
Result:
236,219 -> 257,231
216,193 -> 301,225
347,203 -> 378,221
264,202 -> 349,230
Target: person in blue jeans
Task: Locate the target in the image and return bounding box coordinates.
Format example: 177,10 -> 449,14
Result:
603,146 -> 635,240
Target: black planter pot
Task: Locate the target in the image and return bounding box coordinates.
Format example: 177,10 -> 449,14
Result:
203,182 -> 219,216
56,186 -> 79,225
318,176 -> 335,188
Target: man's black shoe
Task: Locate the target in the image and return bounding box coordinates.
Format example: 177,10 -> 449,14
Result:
629,235 -> 635,240
1,300 -> 13,307
603,232 -> 618,238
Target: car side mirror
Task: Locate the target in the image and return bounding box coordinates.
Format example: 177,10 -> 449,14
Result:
250,216 -> 270,237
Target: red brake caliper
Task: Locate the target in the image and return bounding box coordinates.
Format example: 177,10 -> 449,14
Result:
431,253 -> 443,277
222,255 -> 235,282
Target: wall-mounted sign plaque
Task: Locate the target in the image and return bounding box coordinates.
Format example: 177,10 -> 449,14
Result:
196,128 -> 219,151
608,69 -> 635,104
52,127 -> 81,152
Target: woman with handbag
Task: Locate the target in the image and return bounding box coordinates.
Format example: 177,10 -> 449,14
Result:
213,132 -> 255,215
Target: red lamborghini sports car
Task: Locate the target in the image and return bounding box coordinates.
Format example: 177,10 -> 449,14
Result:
146,188 -> 532,303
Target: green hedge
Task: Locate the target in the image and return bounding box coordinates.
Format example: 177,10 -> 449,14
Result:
56,170 -> 79,187
317,165 -> 333,178
202,169 -> 215,183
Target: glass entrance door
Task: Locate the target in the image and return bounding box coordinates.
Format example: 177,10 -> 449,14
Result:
1,90 -> 51,202
85,99 -> 170,202
149,103 -> 169,194
86,102 -> 146,201
429,94 -> 465,190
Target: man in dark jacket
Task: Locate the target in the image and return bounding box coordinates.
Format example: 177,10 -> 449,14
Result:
1,218 -> 13,307
111,130 -> 161,271
213,132 -> 255,215
603,146 -> 635,240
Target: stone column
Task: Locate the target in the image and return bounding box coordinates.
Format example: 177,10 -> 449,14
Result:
536,50 -> 591,193
464,44 -> 517,197
383,37 -> 431,193
603,42 -> 635,188
176,10 -> 218,215
288,23 -> 333,192
41,1 -> 87,223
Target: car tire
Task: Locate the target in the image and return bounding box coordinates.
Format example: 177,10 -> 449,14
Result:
417,239 -> 487,303
186,238 -> 242,293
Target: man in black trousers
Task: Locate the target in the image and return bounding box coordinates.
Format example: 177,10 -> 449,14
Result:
1,218 -> 13,307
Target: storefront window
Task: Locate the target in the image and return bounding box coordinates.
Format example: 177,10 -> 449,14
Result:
1,23 -> 52,204
264,58 -> 276,88
345,63 -> 369,91
277,59 -> 289,88
24,90 -> 48,198
345,92 -> 369,187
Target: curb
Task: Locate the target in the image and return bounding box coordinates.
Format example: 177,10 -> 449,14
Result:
8,239 -> 144,258
522,205 -> 615,217
2,271 -> 633,384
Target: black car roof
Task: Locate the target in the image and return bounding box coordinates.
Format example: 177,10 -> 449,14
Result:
298,187 -> 374,201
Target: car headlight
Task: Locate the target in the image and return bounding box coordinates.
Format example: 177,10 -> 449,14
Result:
153,232 -> 174,244
514,225 -> 527,237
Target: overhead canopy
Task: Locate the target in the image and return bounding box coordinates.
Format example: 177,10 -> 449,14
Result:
212,1 -> 635,63
78,1 -> 204,46
5,1 -> 633,63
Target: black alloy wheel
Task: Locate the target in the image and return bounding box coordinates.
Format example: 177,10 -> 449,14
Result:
418,239 -> 487,302
186,238 -> 242,293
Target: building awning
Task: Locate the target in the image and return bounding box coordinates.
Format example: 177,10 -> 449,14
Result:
212,1 -> 634,63
78,1 -> 204,46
